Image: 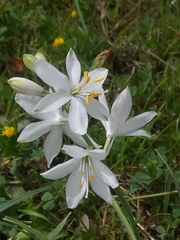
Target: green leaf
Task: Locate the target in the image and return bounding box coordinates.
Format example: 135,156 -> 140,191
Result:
18,209 -> 49,221
41,192 -> 53,201
4,216 -> 50,240
43,200 -> 55,210
0,27 -> 7,35
47,212 -> 71,239
0,182 -> 59,213
156,225 -> 166,234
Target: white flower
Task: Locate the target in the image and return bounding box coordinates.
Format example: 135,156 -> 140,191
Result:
41,145 -> 119,208
33,49 -> 109,135
8,77 -> 45,96
15,94 -> 87,167
99,87 -> 157,137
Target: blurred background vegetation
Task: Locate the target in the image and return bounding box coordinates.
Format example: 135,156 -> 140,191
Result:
0,0 -> 180,239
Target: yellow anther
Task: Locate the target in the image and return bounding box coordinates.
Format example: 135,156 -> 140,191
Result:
93,77 -> 104,83
81,171 -> 84,176
84,76 -> 90,84
89,166 -> 92,171
88,175 -> 94,181
90,91 -> 101,98
86,95 -> 91,104
84,71 -> 88,77
79,183 -> 83,188
77,86 -> 81,92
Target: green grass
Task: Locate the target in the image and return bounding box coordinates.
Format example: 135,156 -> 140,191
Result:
0,0 -> 180,239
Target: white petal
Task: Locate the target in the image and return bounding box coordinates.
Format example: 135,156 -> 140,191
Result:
98,90 -> 109,112
35,60 -> 71,92
15,94 -> 41,112
34,91 -> 70,113
68,97 -> 88,135
82,98 -> 109,121
62,145 -> 88,158
92,160 -> 119,189
108,87 -> 132,136
17,121 -> 54,142
81,68 -> 108,91
90,175 -> 113,204
44,127 -> 63,167
123,129 -> 151,138
63,124 -> 87,148
66,165 -> 87,208
66,49 -> 81,87
15,94 -> 56,120
117,111 -> 157,136
88,149 -> 106,161
41,158 -> 81,179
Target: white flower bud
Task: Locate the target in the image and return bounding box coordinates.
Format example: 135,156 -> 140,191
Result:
8,77 -> 44,96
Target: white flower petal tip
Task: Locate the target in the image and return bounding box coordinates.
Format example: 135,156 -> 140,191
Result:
8,77 -> 44,96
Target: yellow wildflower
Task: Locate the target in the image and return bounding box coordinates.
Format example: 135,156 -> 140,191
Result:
52,38 -> 65,47
1,126 -> 15,138
71,10 -> 77,18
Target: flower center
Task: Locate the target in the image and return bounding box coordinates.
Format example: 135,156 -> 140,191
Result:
71,71 -> 104,103
78,156 -> 94,198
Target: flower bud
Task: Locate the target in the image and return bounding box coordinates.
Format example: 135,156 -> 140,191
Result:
8,77 -> 44,96
91,49 -> 114,70
23,52 -> 47,71
23,54 -> 36,71
35,52 -> 47,61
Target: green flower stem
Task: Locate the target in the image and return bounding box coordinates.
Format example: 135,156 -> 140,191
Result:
112,198 -> 137,240
114,187 -> 141,240
82,134 -> 94,148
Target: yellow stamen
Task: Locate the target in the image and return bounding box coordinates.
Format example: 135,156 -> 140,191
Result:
90,91 -> 101,98
93,77 -> 104,83
84,71 -> 88,77
79,183 -> 83,188
77,86 -> 81,92
88,175 -> 94,181
82,171 -> 84,176
84,76 -> 90,84
89,166 -> 92,171
86,95 -> 91,104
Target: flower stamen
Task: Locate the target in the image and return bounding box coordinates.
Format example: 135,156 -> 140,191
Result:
77,86 -> 81,92
90,91 -> 101,98
93,77 -> 104,83
83,71 -> 90,84
86,95 -> 91,104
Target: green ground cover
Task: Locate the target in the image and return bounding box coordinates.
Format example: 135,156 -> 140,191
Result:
0,0 -> 180,239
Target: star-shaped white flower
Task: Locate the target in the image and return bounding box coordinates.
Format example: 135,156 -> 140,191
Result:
41,145 -> 119,208
33,49 -> 109,135
99,87 -> 157,138
15,94 -> 87,166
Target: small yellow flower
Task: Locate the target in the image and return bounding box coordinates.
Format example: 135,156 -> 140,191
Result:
52,38 -> 65,47
71,10 -> 77,18
1,126 -> 15,138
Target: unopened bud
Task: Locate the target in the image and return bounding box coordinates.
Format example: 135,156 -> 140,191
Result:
23,54 -> 36,71
23,52 -> 47,71
91,49 -> 114,70
35,52 -> 47,61
8,77 -> 44,96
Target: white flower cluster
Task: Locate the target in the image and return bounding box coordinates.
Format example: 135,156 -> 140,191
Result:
8,49 -> 157,208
